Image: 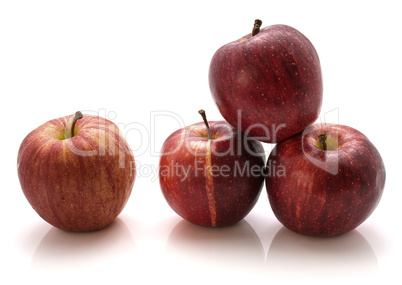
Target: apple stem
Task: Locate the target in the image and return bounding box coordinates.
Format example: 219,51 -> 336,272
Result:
252,19 -> 262,36
198,109 -> 212,140
318,133 -> 327,151
71,111 -> 83,138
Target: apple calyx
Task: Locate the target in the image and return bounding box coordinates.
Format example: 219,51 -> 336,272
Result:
71,111 -> 83,138
198,109 -> 212,139
318,133 -> 327,151
252,19 -> 262,36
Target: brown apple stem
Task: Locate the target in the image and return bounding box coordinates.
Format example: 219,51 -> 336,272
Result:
318,133 -> 327,151
71,111 -> 83,138
198,109 -> 212,139
252,19 -> 262,36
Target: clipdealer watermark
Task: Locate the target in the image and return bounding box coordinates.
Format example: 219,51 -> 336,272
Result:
65,109 -> 280,158
64,107 -> 340,177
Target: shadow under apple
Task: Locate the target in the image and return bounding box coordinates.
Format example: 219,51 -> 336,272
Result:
31,217 -> 136,273
266,227 -> 378,280
166,219 -> 265,272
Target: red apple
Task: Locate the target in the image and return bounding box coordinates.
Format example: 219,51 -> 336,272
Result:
266,123 -> 386,237
159,110 -> 265,227
17,112 -> 136,232
209,20 -> 323,143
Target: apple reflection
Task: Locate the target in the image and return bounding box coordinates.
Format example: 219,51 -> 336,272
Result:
32,217 -> 136,272
166,219 -> 264,271
266,227 -> 378,280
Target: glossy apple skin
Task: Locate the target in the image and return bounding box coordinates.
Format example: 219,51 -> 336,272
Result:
266,123 -> 386,237
159,121 -> 265,227
17,114 -> 136,232
209,24 -> 322,143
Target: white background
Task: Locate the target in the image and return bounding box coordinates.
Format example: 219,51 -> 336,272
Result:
1,1 -> 400,284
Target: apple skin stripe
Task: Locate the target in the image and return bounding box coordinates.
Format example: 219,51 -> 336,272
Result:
205,139 -> 217,227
